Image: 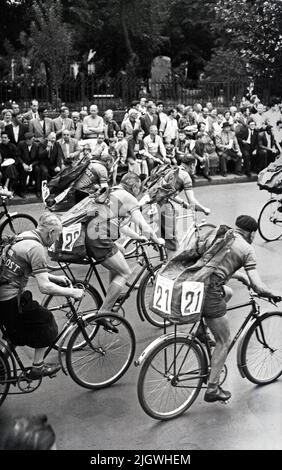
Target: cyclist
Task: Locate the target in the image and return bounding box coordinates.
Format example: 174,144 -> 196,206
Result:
86,172 -> 164,330
157,154 -> 211,259
203,214 -> 281,403
0,213 -> 84,380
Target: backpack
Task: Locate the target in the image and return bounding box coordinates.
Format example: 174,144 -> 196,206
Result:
257,155 -> 282,194
144,165 -> 180,203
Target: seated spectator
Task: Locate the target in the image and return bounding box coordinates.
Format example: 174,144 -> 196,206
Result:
103,109 -> 120,143
143,125 -> 168,172
58,130 -> 80,167
38,132 -> 64,182
140,102 -> 158,137
0,109 -> 13,133
121,109 -> 141,140
91,132 -> 109,159
222,110 -> 235,129
257,123 -> 279,170
163,108 -> 178,144
0,132 -> 19,192
22,99 -> 39,121
250,103 -> 266,131
200,107 -> 211,133
17,132 -> 41,197
215,122 -> 243,176
236,119 -> 259,176
164,137 -> 177,165
70,111 -> 83,140
29,106 -> 54,144
175,130 -> 193,163
202,133 -> 220,175
192,132 -> 212,180
178,106 -> 196,131
115,130 -> 128,160
112,130 -> 128,185
5,115 -> 27,146
52,106 -> 74,140
209,109 -> 221,137
127,129 -> 148,179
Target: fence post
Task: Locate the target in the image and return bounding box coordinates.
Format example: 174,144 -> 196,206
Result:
226,73 -> 231,106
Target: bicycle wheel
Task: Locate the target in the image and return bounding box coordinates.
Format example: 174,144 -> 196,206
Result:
0,350 -> 11,407
137,337 -> 205,420
66,313 -> 135,389
0,213 -> 37,239
124,239 -> 164,267
240,312 -> 282,385
137,263 -> 169,327
258,199 -> 282,242
42,281 -> 103,352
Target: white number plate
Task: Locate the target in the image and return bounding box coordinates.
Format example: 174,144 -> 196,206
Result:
181,281 -> 204,316
153,274 -> 174,315
41,180 -> 50,202
62,223 -> 82,252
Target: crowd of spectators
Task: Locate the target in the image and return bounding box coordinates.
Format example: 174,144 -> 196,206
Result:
0,95 -> 281,198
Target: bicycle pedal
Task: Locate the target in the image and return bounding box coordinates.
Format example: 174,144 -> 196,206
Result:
220,399 -> 230,405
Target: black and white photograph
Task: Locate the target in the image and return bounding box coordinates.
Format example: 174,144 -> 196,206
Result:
0,0 -> 281,459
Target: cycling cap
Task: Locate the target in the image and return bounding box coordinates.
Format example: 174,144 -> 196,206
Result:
235,215 -> 258,232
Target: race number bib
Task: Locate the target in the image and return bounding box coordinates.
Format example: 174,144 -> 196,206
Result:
181,281 -> 204,316
153,274 -> 174,315
41,180 -> 50,202
62,223 -> 82,252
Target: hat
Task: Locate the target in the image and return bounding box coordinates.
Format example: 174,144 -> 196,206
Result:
235,215 -> 258,232
222,122 -> 231,129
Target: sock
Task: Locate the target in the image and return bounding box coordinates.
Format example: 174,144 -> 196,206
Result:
207,382 -> 218,390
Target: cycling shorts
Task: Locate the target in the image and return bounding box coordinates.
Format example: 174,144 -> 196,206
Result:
201,274 -> 227,319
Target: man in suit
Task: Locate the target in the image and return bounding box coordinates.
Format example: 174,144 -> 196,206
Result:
52,106 -> 74,140
140,103 -> 158,136
38,132 -> 64,182
17,132 -> 41,197
70,111 -> 83,141
236,119 -> 259,176
4,116 -> 27,146
29,106 -> 54,144
23,99 -> 40,121
215,122 -> 243,176
256,124 -> 279,172
58,130 -> 80,167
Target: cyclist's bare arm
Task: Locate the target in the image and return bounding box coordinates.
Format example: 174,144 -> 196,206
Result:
184,189 -> 210,215
232,270 -> 250,286
246,269 -> 281,298
35,272 -> 83,299
120,224 -> 147,241
130,209 -> 163,245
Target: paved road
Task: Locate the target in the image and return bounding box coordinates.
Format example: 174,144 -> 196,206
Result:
1,182 -> 282,450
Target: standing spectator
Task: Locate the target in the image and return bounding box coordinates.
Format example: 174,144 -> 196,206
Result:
250,103 -> 266,131
264,99 -> 282,128
115,130 -> 128,160
236,119 -> 258,177
193,103 -> 203,124
138,97 -> 147,115
29,107 -> 54,144
11,102 -> 22,122
178,106 -> 196,132
143,125 -> 167,172
103,109 -> 119,143
112,131 -> 128,185
121,109 -> 141,140
0,109 -> 13,133
140,102 -> 158,136
70,111 -> 83,141
215,122 -> 242,176
156,101 -> 168,138
222,110 -> 235,129
5,115 -> 27,146
164,138 -> 177,166
58,130 -> 80,167
23,99 -> 40,121
201,107 -> 211,133
127,129 -> 148,178
0,132 -> 19,192
82,104 -> 104,150
206,102 -> 213,113
17,132 -> 41,197
175,104 -> 185,123
52,106 -> 74,140
257,124 -> 279,169
38,132 -> 64,182
163,108 -> 178,144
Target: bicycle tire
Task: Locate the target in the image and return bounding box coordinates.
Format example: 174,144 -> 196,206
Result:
240,311 -> 282,385
258,199 -> 282,242
42,281 -> 103,352
0,349 -> 11,407
0,213 -> 37,239
66,313 -> 136,390
124,239 -> 164,267
137,337 -> 205,420
178,221 -> 216,248
137,262 -> 169,327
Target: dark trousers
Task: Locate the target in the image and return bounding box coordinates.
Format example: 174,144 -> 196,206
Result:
220,150 -> 242,174
239,143 -> 252,175
18,164 -> 41,192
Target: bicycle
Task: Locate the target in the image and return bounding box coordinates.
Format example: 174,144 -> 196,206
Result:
0,294 -> 136,408
42,241 -> 167,349
258,194 -> 282,241
0,194 -> 37,240
135,291 -> 282,420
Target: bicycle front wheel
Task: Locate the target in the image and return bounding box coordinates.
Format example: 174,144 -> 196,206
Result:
66,313 -> 136,389
0,350 -> 11,407
137,337 -> 205,420
240,312 -> 282,385
0,213 -> 37,239
42,281 -> 103,352
258,199 -> 282,242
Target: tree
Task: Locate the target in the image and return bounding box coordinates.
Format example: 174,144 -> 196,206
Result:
212,0 -> 282,77
203,48 -> 249,81
29,0 -> 74,101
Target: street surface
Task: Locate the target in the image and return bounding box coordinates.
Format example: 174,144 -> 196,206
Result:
1,181 -> 282,450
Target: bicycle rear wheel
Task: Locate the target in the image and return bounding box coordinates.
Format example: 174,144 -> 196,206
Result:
66,313 -> 136,389
258,199 -> 282,242
0,350 -> 11,407
240,312 -> 282,385
0,213 -> 37,239
42,281 -> 102,352
137,337 -> 205,420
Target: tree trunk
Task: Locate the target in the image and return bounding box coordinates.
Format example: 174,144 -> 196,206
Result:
120,0 -> 136,71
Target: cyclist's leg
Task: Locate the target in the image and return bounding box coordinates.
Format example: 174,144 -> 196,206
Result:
99,251 -> 131,314
158,201 -> 177,260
